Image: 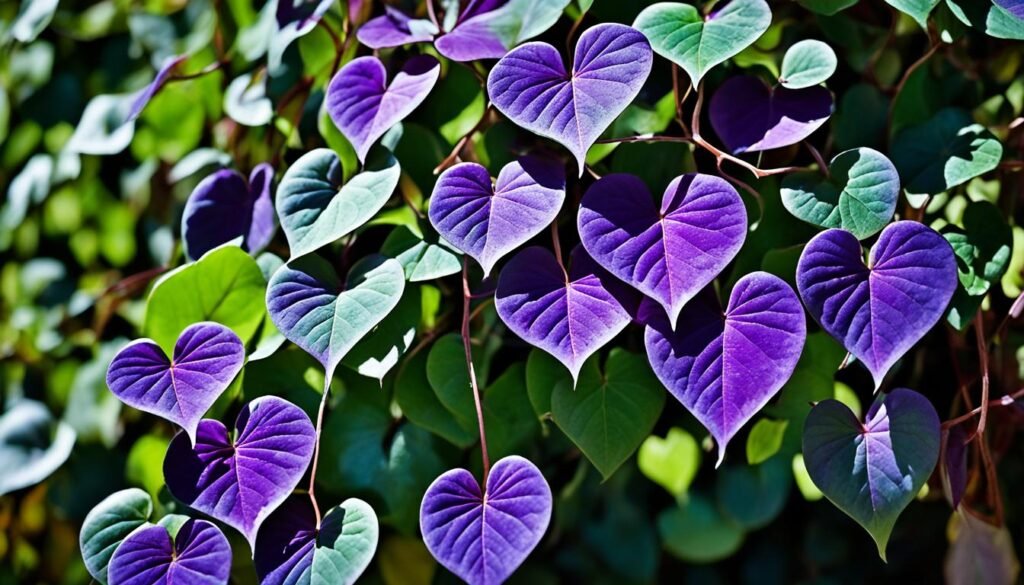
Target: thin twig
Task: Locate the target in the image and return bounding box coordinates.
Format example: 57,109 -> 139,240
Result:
942,389 -> 1023,429
434,106 -> 492,174
308,376 -> 332,525
595,135 -> 691,145
551,222 -> 564,269
805,142 -> 829,177
462,258 -> 491,481
974,311 -> 992,437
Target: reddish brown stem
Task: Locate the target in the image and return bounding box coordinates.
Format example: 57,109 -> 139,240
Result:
462,258 -> 491,480
942,389 -> 1024,429
974,311 -> 991,437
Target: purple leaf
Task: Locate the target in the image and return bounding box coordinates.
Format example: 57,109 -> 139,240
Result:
255,495 -> 378,585
803,388 -> 940,559
164,396 -> 316,550
995,0 -> 1024,19
578,173 -> 747,325
356,6 -> 439,49
106,322 -> 244,445
326,55 -> 440,163
435,0 -> 570,62
428,157 -> 565,276
495,246 -> 637,382
942,424 -> 968,509
107,519 -> 231,585
420,456 -> 552,585
644,272 -> 806,465
126,54 -> 188,124
182,163 -> 277,260
796,221 -> 957,388
277,0 -> 335,29
487,23 -> 653,174
709,75 -> 834,154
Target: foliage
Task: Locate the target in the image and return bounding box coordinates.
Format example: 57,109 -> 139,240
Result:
2,0 -> 1024,584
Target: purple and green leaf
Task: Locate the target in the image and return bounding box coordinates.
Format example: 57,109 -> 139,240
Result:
107,519 -> 232,585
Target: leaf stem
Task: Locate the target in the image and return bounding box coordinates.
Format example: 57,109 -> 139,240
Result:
805,142 -> 829,178
941,389 -> 1023,429
434,106 -> 492,175
308,377 -> 331,526
462,257 -> 491,481
973,311 -> 991,437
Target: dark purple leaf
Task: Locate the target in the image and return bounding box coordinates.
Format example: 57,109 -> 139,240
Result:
578,172 -> 747,325
326,55 -> 440,162
106,322 -> 244,445
277,0 -> 334,28
126,54 -> 188,124
107,519 -> 231,585
496,246 -> 637,382
803,388 -> 940,559
428,157 -> 565,276
796,221 -> 957,388
164,396 -> 316,549
420,456 -> 552,585
356,6 -> 439,49
942,424 -> 968,509
709,75 -> 834,154
486,23 -> 653,174
644,271 -> 806,465
995,0 -> 1024,19
182,163 -> 277,260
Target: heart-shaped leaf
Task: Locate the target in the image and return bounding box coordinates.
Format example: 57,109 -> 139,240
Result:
495,246 -> 636,381
638,427 -> 701,497
945,200 -> 1013,297
183,164 -> 277,260
67,93 -> 136,155
941,424 -> 968,510
644,271 -> 806,465
891,108 -> 1003,198
144,244 -> 269,354
266,254 -> 405,383
781,147 -> 899,239
709,75 -> 834,154
277,148 -> 401,259
225,72 -> 274,127
428,157 -> 565,276
885,0 -> 941,29
255,495 -> 379,585
945,512 -> 1021,585
0,399 -> 76,496
796,221 -> 957,388
578,172 -> 747,324
380,226 -> 462,282
164,396 -> 316,549
633,0 -> 771,86
106,322 -> 244,445
80,488 -> 154,585
108,518 -> 232,585
420,455 -> 552,585
550,349 -> 666,479
435,0 -> 571,62
127,54 -> 188,124
803,388 -> 940,559
326,56 -> 440,162
487,23 -> 653,174
779,39 -> 838,89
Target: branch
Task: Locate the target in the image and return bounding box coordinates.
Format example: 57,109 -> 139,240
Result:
973,311 -> 992,437
434,106 -> 493,174
942,389 -> 1023,429
307,375 -> 332,525
462,258 -> 491,480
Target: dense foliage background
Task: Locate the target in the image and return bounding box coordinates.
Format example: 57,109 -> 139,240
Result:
2,0 -> 1024,583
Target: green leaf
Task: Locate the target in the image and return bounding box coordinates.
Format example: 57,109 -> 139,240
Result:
633,0 -> 771,86
379,535 -> 436,585
395,349 -> 477,448
780,40 -> 838,88
311,499 -> 379,584
125,434 -> 168,501
0,399 -> 76,496
380,226 -> 461,282
638,427 -> 701,498
525,348 -> 573,419
791,453 -> 824,501
341,285 -> 422,382
797,0 -> 859,15
765,332 -> 846,426
781,147 -> 899,239
67,94 -> 135,155
892,108 -> 1003,198
834,83 -> 889,151
944,200 -> 1013,297
426,333 -> 494,433
658,493 -> 746,563
79,488 -> 153,585
716,456 -> 791,529
144,244 -> 269,353
885,0 -> 941,29
550,349 -> 666,479
277,148 -> 401,258
745,419 -> 789,465
9,0 -> 59,43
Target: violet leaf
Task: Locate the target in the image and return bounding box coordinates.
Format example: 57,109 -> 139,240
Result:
633,0 -> 772,87
126,54 -> 188,124
941,424 -> 968,510
356,6 -> 439,49
106,322 -> 244,445
276,148 -> 400,259
255,495 -> 379,585
495,246 -> 636,382
182,163 -> 277,260
420,455 -> 552,585
487,23 -> 653,175
435,0 -> 571,62
796,221 -> 957,388
266,254 -> 405,383
644,271 -> 806,465
709,75 -> 834,154
107,519 -> 232,585
780,147 -> 899,239
429,157 -> 565,276
326,56 -> 440,162
802,388 -> 940,560
578,172 -> 746,325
